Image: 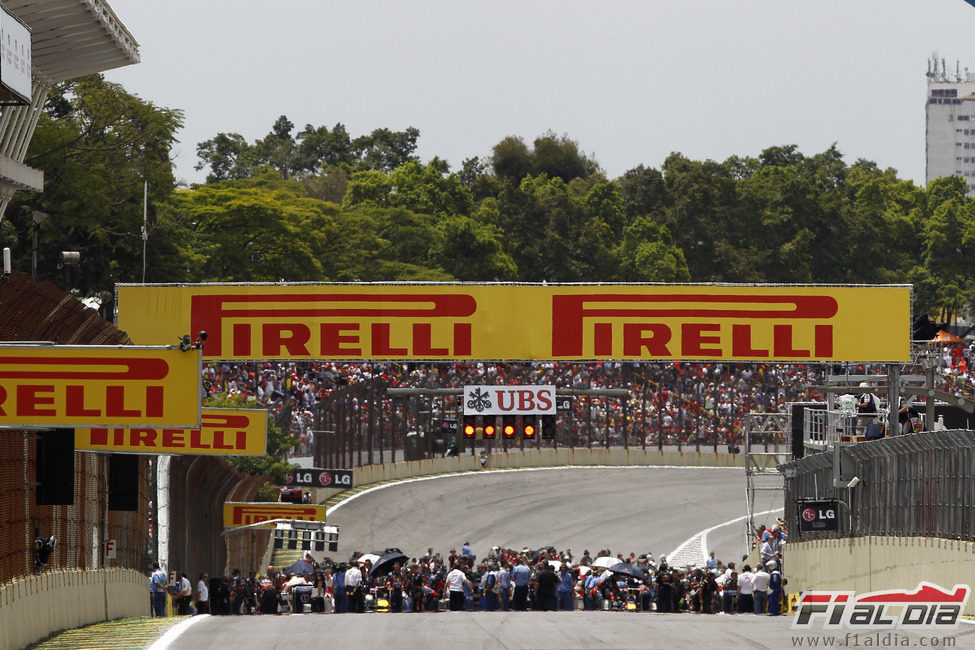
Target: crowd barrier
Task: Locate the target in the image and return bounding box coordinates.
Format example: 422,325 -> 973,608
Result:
0,568 -> 149,650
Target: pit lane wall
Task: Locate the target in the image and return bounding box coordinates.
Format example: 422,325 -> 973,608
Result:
342,446 -> 744,488
783,536 -> 975,617
0,568 -> 148,650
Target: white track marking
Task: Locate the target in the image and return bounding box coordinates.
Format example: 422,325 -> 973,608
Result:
667,507 -> 784,568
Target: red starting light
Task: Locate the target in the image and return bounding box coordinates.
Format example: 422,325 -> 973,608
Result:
463,424 -> 476,438
523,423 -> 536,438
503,423 -> 516,437
483,423 -> 496,439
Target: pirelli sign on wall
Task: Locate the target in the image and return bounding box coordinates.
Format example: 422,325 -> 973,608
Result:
116,284 -> 912,363
0,345 -> 201,428
75,408 -> 267,456
223,502 -> 326,528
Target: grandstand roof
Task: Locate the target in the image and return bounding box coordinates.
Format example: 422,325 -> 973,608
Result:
9,0 -> 139,83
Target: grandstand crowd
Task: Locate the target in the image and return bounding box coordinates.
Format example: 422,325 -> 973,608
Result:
202,360 -> 839,451
200,336 -> 975,454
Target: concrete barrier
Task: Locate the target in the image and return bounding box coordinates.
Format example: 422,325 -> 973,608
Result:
784,536 -> 975,616
348,447 -> 744,488
0,568 -> 149,650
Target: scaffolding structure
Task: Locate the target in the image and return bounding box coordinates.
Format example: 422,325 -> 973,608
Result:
743,412 -> 791,551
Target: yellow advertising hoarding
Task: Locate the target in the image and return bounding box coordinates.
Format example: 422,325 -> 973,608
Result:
116,283 -> 912,363
0,345 -> 201,428
75,408 -> 267,456
223,502 -> 325,528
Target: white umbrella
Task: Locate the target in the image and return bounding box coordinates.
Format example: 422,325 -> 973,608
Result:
548,560 -> 562,571
357,553 -> 381,566
592,556 -> 621,569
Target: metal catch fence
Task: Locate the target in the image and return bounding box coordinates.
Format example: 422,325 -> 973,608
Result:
781,430 -> 975,541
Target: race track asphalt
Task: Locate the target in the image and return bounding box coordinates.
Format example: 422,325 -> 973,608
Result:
324,466 -> 782,567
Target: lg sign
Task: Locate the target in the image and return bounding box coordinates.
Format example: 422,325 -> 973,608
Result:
797,500 -> 839,532
285,468 -> 353,488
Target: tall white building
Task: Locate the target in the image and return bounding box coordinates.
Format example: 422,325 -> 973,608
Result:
926,57 -> 975,194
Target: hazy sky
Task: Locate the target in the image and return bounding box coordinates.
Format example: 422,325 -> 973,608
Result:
103,0 -> 975,187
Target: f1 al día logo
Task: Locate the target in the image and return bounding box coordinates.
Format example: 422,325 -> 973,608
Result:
793,582 -> 970,630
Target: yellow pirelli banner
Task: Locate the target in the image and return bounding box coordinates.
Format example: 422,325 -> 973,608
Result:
0,345 -> 201,428
223,502 -> 325,528
75,408 -> 267,456
116,283 -> 912,363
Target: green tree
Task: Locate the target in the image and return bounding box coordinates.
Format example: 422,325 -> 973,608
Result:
9,74 -> 183,295
619,216 -> 690,281
490,132 -> 600,183
430,214 -> 517,280
617,164 -> 669,223
195,132 -> 255,182
195,119 -> 421,181
352,126 -> 421,173
344,161 -> 473,217
922,196 -> 975,322
159,173 -> 333,281
204,394 -> 297,497
659,153 -> 740,281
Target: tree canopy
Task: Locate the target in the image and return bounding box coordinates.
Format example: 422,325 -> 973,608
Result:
7,75 -> 182,296
11,80 -> 975,323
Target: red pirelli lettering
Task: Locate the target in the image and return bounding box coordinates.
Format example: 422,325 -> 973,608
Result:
191,292 -> 477,357
231,504 -> 320,525
552,293 -> 838,357
0,356 -> 170,380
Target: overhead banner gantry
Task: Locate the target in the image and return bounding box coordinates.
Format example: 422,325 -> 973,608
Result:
115,283 -> 912,363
